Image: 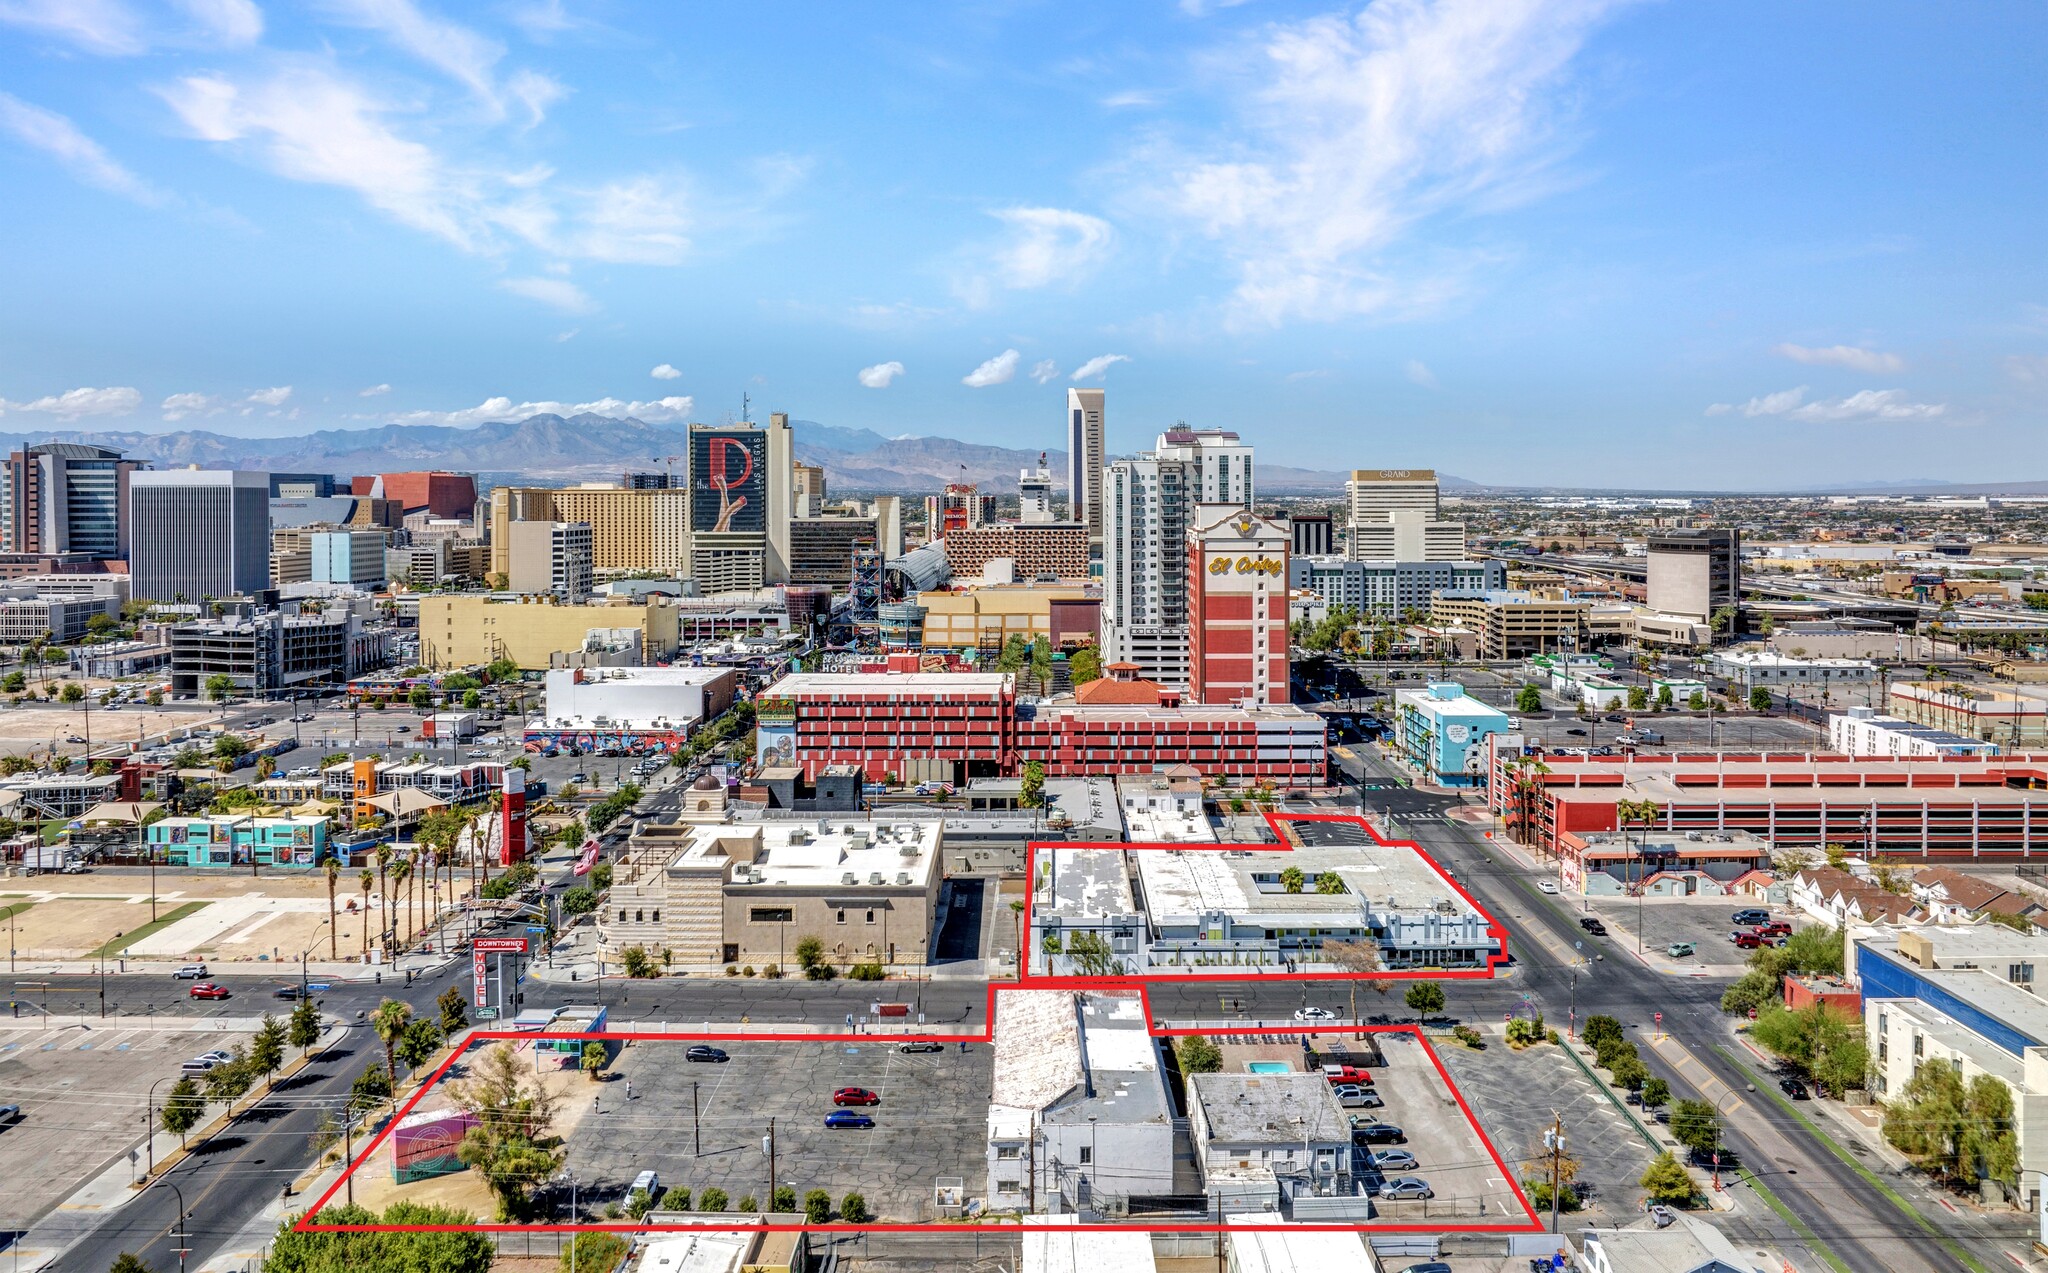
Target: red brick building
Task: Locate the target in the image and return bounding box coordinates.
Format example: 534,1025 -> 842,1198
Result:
1186,506 -> 1290,706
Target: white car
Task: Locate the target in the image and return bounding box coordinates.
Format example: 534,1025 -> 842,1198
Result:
1537,880 -> 1559,894
1293,1007 -> 1337,1022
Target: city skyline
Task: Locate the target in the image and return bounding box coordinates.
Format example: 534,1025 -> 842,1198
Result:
1,2 -> 2044,487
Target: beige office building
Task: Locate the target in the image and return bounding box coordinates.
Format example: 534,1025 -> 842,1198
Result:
489,485 -> 689,579
416,594 -> 682,670
602,818 -> 944,968
1345,469 -> 1466,562
1428,590 -> 1587,659
918,584 -> 1096,651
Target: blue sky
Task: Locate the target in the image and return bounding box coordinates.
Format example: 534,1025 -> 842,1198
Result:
0,0 -> 2043,487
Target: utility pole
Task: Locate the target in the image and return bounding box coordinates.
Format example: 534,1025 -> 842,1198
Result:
1026,1116 -> 1037,1214
767,1117 -> 777,1208
693,1081 -> 701,1157
1545,1113 -> 1565,1234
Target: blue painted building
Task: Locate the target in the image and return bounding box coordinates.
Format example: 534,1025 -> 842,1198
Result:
1392,682 -> 1511,787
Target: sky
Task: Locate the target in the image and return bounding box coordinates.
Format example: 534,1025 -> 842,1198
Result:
0,0 -> 2044,488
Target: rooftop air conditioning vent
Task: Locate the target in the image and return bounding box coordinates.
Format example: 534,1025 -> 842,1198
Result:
842,872 -> 858,885
896,873 -> 910,886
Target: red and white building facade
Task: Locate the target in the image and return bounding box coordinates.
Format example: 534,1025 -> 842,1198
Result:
1186,505 -> 1290,707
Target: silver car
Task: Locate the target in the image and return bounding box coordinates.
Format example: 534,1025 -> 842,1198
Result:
1369,1149 -> 1418,1171
1378,1176 -> 1433,1200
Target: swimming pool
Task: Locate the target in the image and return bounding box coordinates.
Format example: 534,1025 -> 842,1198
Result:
1246,1061 -> 1292,1075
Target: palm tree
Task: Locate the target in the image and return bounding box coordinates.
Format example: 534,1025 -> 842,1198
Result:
323,858 -> 340,961
1502,754 -> 1553,850
392,860 -> 413,946
358,869 -> 374,958
371,998 -> 413,1084
375,845 -> 393,950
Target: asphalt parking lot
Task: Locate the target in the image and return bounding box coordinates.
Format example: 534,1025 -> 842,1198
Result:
1210,1030 -> 1528,1223
1435,1025 -> 1659,1225
0,1022 -> 252,1229
1581,896 -> 1793,975
561,1039 -> 993,1221
1510,712 -> 1823,754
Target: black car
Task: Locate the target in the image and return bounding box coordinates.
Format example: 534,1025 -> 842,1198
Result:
272,985 -> 309,1000
1349,1122 -> 1405,1144
898,1041 -> 946,1054
1603,713 -> 1627,723
684,1045 -> 728,1063
1564,727 -> 1587,736
1578,916 -> 1607,934
1779,1077 -> 1810,1100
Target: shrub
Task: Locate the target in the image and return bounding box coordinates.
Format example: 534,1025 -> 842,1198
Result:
625,1188 -> 655,1219
742,965 -> 756,977
697,1187 -> 727,1213
763,963 -> 783,979
658,1187 -> 691,1211
839,1192 -> 870,1223
804,1189 -> 832,1224
1641,1151 -> 1696,1206
1451,1024 -> 1484,1049
725,964 -> 739,977
1521,1177 -> 1579,1212
1505,1016 -> 1546,1047
772,1185 -> 796,1213
736,1195 -> 757,1212
847,962 -> 885,981
561,1232 -> 629,1273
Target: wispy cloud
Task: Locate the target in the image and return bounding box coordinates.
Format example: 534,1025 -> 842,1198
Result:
321,0 -> 566,124
1705,385 -> 1946,423
1070,353 -> 1130,381
1101,90 -> 1158,109
1145,0 -> 1632,325
1774,342 -> 1905,374
957,207 -> 1113,303
172,0 -> 261,45
0,385 -> 142,419
650,363 -> 681,380
500,275 -> 594,313
1030,359 -> 1060,385
389,393 -> 694,427
858,361 -> 904,389
246,385 -> 291,406
0,0 -> 147,55
359,382 -> 392,396
2006,355 -> 2048,384
0,92 -> 164,204
159,385 -> 296,419
1405,358 -> 1438,388
962,349 -> 1021,388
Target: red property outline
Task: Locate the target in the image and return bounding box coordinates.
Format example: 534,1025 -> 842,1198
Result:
300,812 -> 1538,1237
1020,809 -> 1511,985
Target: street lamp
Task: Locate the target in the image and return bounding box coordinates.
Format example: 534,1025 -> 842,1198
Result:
159,1178 -> 191,1273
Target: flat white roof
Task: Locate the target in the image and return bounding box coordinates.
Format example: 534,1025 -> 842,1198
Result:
1124,805 -> 1217,843
1040,849 -> 1138,922
549,665 -> 731,686
1022,1220 -> 1157,1273
764,671 -> 1013,694
1226,1223 -> 1372,1273
701,820 -> 941,889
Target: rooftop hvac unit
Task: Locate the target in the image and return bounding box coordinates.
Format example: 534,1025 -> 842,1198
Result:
900,843 -> 919,857
868,872 -> 884,886
790,829 -> 809,845
895,873 -> 910,886
843,872 -> 858,885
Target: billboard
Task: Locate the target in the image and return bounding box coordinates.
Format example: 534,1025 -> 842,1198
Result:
691,429 -> 767,533
757,722 -> 797,768
755,696 -> 797,727
390,1108 -> 478,1183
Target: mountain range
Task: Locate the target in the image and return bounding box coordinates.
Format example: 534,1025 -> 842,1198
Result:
0,414 -> 1372,494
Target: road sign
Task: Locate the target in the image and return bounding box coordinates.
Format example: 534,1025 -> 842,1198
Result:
475,937 -> 530,953
476,1007 -> 498,1020
1654,1012 -> 1663,1024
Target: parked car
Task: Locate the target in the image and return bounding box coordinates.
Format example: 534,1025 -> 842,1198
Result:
1333,1084 -> 1375,1108
629,1170 -> 660,1199
172,963 -> 209,979
1732,908 -> 1770,925
1563,727 -> 1587,737
1758,921 -> 1792,937
1293,1007 -> 1337,1022
1667,942 -> 1696,958
1369,1149 -> 1418,1171
832,1087 -> 880,1106
272,985 -> 309,999
684,1045 -> 728,1063
1397,1264 -> 1452,1273
188,983 -> 230,1000
824,1110 -> 875,1130
0,1103 -> 23,1128
1578,917 -> 1607,935
1349,1122 -> 1405,1144
1378,1176 -> 1433,1200
1779,1077 -> 1810,1100
1537,881 -> 1559,894
1321,1064 -> 1371,1084
898,1041 -> 946,1054
1730,931 -> 1763,949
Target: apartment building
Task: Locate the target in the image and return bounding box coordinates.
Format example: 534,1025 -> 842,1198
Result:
1066,388 -> 1104,539
129,469 -> 271,602
941,523 -> 1091,581
506,520 -> 594,600
1186,505 -> 1289,706
1290,557 -> 1505,617
416,594 -> 683,670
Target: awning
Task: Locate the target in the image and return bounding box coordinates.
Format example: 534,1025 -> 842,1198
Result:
77,800 -> 165,825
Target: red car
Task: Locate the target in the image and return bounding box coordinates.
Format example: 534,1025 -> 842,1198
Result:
832,1087 -> 880,1107
188,982 -> 231,1000
1322,1065 -> 1372,1085
1758,921 -> 1792,937
1730,931 -> 1763,949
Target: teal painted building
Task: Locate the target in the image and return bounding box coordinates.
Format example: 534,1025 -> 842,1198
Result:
146,814 -> 330,868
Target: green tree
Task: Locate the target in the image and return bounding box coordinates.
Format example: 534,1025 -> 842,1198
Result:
109,1255 -> 152,1273
619,945 -> 656,978
0,671 -> 22,693
1315,871 -> 1349,895
461,689 -> 482,710
348,1062 -> 393,1116
839,1192 -> 870,1223
59,682 -> 84,704
289,997 -> 322,1053
449,1042 -> 564,1220
397,1018 -> 444,1071
486,657 -> 520,682
996,634 -> 1028,672
1749,685 -> 1772,712
1640,1077 -> 1671,1112
438,985 -> 469,1035
1515,684 -> 1544,714
1687,691 -> 1708,710
1279,865 -> 1306,894
1404,981 -> 1446,1019
1749,1003 -> 1868,1097
582,1040 -> 609,1079
697,1187 -> 728,1213
268,1203 -> 493,1273
1177,1035 -> 1223,1074
803,1190 -> 832,1224
205,673 -> 236,703
1668,1099 -> 1720,1156
1626,685 -> 1649,711
1654,684 -> 1675,710
1067,644 -> 1101,685
372,998 -> 414,1081
409,685 -> 434,710
1019,760 -> 1045,809
560,885 -> 598,916
794,935 -> 826,975
250,1014 -> 287,1089
1640,1151 -> 1696,1206
212,733 -> 249,762
161,1075 -> 205,1143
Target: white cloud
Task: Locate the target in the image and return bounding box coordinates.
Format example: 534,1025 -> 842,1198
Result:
1405,358 -> 1438,388
0,0 -> 146,55
2006,355 -> 2048,384
986,207 -> 1113,290
1101,90 -> 1158,109
172,0 -> 261,45
1030,359 -> 1060,385
500,275 -> 594,313
246,385 -> 292,407
0,92 -> 163,204
388,393 -> 694,427
962,349 -> 1021,388
1070,353 -> 1130,381
857,361 -> 904,389
507,69 -> 568,129
1774,343 -> 1905,374
650,363 -> 682,380
325,0 -> 505,110
160,391 -> 217,421
1705,385 -> 1946,423
359,382 -> 391,396
1148,0 -> 1631,325
0,386 -> 142,419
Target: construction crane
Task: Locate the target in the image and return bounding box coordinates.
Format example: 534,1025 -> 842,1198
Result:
655,454 -> 682,488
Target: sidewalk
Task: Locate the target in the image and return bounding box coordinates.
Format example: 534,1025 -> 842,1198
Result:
5,956 -> 399,982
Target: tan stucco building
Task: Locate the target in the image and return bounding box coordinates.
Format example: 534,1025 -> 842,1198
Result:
416,594 -> 682,669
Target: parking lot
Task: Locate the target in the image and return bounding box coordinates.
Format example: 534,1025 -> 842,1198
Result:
1580,896 -> 1795,976
1210,1030 -> 1529,1224
1435,1024 -> 1660,1225
0,1021 -> 253,1229
1510,711 -> 1823,754
561,1039 -> 994,1222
